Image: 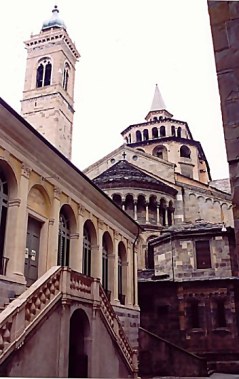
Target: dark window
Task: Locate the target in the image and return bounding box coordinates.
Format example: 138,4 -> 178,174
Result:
63,63 -> 70,91
171,125 -> 175,136
118,252 -> 124,304
83,227 -> 91,276
195,240 -> 211,269
177,127 -> 182,138
44,62 -> 52,86
152,127 -> 158,138
58,212 -> 70,266
215,299 -> 226,327
136,130 -> 142,142
0,172 -> 8,275
147,245 -> 154,269
36,59 -> 52,88
143,129 -> 149,141
190,301 -> 200,328
160,125 -> 166,137
102,240 -> 108,292
180,145 -> 191,158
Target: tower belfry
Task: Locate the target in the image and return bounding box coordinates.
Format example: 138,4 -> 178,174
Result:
21,5 -> 80,159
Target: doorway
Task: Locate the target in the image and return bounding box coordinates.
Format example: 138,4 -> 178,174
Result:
68,309 -> 90,378
25,217 -> 42,286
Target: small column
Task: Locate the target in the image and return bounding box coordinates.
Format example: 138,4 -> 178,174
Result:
71,204 -> 85,272
5,164 -> 31,281
145,202 -> 149,224
156,202 -> 160,225
113,232 -> 119,303
47,186 -> 61,269
165,203 -> 169,227
93,219 -> 104,280
133,248 -> 139,307
126,242 -> 133,306
122,197 -> 125,211
133,198 -> 138,221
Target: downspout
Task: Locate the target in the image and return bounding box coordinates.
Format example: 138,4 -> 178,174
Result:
132,225 -> 141,305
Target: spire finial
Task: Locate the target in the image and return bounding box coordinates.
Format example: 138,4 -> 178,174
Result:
150,84 -> 166,112
53,4 -> 59,13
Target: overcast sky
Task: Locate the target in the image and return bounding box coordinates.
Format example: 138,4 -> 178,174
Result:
1,0 -> 229,180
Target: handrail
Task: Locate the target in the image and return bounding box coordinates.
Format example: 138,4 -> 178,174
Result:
0,266 -> 62,364
99,284 -> 138,375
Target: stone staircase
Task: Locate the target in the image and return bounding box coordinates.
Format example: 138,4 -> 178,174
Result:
139,327 -> 210,377
0,266 -> 138,377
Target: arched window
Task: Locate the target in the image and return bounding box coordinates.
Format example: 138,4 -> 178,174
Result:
180,145 -> 191,158
36,58 -> 52,88
177,127 -> 182,138
128,133 -> 131,143
152,127 -> 158,139
83,226 -> 91,276
152,145 -> 168,160
0,172 -> 8,275
58,211 -> 70,266
102,238 -> 108,294
136,130 -> 142,142
125,137 -> 128,144
153,116 -> 158,121
143,129 -> 149,141
63,62 -> 70,91
171,125 -> 175,136
112,194 -> 122,208
160,125 -> 166,137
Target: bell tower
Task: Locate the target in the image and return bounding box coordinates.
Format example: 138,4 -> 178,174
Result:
21,6 -> 80,159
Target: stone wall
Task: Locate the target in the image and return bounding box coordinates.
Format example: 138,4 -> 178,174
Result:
208,1 -> 239,257
153,232 -> 234,281
114,305 -> 140,350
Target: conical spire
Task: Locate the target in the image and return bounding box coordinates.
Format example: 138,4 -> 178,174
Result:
150,84 -> 166,111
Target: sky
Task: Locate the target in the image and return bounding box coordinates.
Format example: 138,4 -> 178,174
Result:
0,0 -> 229,180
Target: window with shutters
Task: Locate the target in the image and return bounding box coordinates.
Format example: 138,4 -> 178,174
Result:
195,240 -> 211,269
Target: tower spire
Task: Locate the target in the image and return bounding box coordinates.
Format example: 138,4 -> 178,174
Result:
150,84 -> 166,111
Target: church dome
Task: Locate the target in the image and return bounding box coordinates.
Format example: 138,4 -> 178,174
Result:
41,5 -> 66,31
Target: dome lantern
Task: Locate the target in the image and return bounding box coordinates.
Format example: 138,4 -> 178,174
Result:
41,5 -> 66,32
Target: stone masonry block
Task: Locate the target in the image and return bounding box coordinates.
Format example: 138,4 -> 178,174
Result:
211,23 -> 229,52
208,1 -> 230,25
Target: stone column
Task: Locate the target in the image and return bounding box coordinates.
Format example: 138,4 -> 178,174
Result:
133,198 -> 138,221
47,186 -> 61,269
93,219 -> 103,280
133,248 -> 138,307
126,242 -> 133,306
156,202 -> 160,225
5,164 -> 31,281
145,202 -> 149,224
113,233 -> 119,303
71,204 -> 85,273
122,197 -> 125,211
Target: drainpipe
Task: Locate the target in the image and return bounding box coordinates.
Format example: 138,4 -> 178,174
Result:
132,225 -> 141,305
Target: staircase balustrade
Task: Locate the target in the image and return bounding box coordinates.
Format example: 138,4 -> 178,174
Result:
0,266 -> 138,375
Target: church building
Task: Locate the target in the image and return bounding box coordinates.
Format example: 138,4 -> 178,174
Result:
84,64 -> 239,375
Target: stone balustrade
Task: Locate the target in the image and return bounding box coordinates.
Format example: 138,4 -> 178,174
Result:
0,266 -> 138,375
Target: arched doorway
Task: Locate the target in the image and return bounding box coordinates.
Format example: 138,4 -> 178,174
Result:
68,309 -> 90,378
